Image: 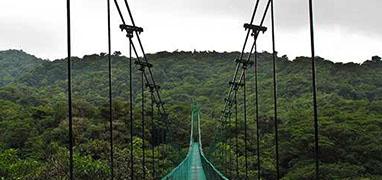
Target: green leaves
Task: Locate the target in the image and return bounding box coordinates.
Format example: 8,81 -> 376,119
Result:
0,50 -> 381,178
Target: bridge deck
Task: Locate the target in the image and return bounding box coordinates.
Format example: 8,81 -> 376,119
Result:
189,142 -> 206,180
162,105 -> 227,180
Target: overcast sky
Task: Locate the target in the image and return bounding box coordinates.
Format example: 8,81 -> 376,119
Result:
0,0 -> 381,62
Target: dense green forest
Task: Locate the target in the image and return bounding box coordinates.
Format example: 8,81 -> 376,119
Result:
0,49 -> 381,179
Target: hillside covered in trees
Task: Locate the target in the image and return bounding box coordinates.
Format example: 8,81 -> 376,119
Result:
0,49 -> 381,179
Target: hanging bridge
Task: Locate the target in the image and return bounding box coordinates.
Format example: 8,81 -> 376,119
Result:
64,0 -> 319,179
162,104 -> 227,180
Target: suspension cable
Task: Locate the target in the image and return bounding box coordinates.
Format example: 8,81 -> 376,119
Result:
243,68 -> 248,179
308,0 -> 319,179
107,0 -> 114,179
254,43 -> 261,180
221,116 -> 226,173
110,0 -> 168,178
233,0 -> 271,89
159,109 -> 165,175
66,0 -> 73,179
228,111 -> 233,178
224,115 -> 228,176
113,0 -> 166,115
164,113 -> 170,174
129,37 -> 134,180
234,90 -> 239,178
123,0 -> 166,114
221,0 -> 271,123
155,105 -> 162,176
216,2 -> 273,178
150,89 -> 155,179
240,0 -> 262,60
141,68 -> 146,179
270,0 -> 280,178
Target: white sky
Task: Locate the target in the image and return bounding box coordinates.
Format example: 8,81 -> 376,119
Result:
0,0 -> 381,63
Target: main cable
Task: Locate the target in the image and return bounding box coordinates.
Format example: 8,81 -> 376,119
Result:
123,0 -> 166,114
234,90 -> 239,178
110,1 -> 167,178
220,0 -> 261,121
270,0 -> 280,178
107,0 -> 114,179
221,0 -> 271,122
129,37 -> 134,180
113,0 -> 166,115
141,68 -> 146,179
254,43 -> 261,180
243,68 -> 248,179
228,111 -> 233,178
150,90 -> 156,179
66,0 -> 74,179
309,0 -> 320,179
233,0 -> 271,89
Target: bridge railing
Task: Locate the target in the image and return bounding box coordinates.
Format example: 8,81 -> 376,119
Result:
199,150 -> 228,180
161,105 -> 195,180
161,149 -> 192,180
162,104 -> 228,179
197,105 -> 228,180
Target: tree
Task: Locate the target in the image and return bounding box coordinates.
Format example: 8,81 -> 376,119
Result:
372,55 -> 381,61
113,51 -> 121,56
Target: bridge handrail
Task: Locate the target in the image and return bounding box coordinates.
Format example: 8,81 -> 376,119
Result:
162,103 -> 228,179
197,106 -> 228,180
199,148 -> 229,180
161,105 -> 195,179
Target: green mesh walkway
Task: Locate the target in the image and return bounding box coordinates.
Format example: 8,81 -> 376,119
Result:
162,104 -> 228,180
190,143 -> 206,180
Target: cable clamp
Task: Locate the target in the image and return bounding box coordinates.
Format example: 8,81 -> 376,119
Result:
119,24 -> 143,37
222,110 -> 232,118
224,98 -> 234,106
244,23 -> 267,34
156,101 -> 165,108
235,59 -> 254,69
146,83 -> 160,91
229,81 -> 244,90
135,61 -> 153,70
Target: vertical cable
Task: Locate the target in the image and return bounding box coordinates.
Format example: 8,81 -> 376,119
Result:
165,114 -> 170,175
309,0 -> 319,179
129,37 -> 134,180
222,117 -> 226,173
270,0 -> 280,178
225,116 -> 228,175
221,120 -> 225,173
254,43 -> 261,180
220,0 -> 261,123
123,0 -> 166,116
160,114 -> 164,175
66,0 -> 73,179
234,90 -> 239,178
141,69 -> 146,179
228,111 -> 233,178
243,70 -> 248,179
151,92 -> 156,179
156,106 -> 162,177
107,0 -> 114,178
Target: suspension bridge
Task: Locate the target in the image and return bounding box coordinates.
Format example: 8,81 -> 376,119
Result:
162,104 -> 227,180
65,0 -> 319,179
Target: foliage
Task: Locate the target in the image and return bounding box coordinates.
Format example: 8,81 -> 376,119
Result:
0,49 -> 381,179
